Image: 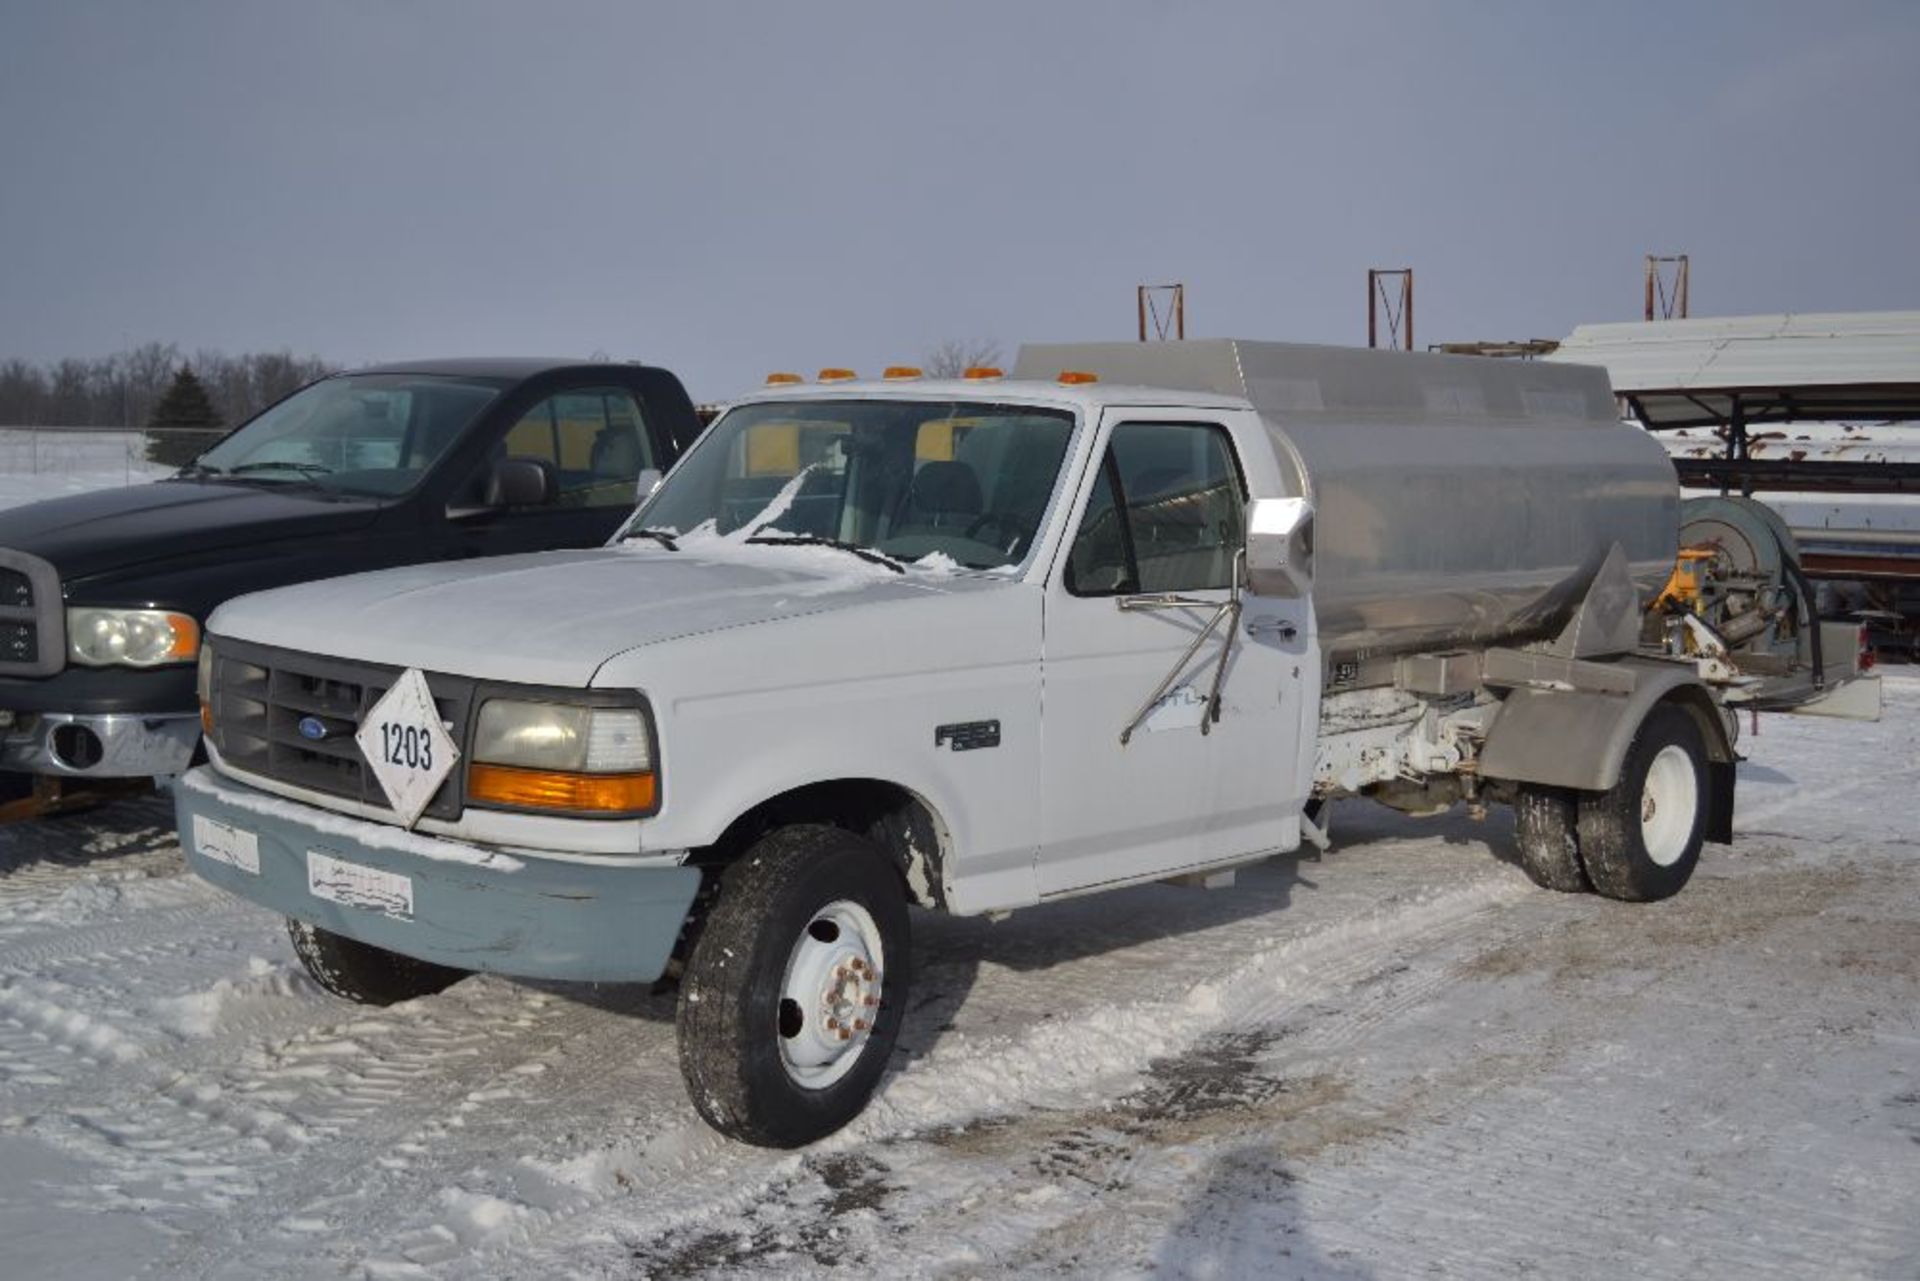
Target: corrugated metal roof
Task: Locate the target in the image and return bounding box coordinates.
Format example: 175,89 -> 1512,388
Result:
1549,311 -> 1920,391
1545,311 -> 1920,431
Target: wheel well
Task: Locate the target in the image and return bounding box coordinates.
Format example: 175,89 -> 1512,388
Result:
1657,686 -> 1736,764
692,780 -> 951,909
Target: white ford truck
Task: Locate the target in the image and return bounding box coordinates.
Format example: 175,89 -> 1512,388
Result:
177,340 -> 1874,1146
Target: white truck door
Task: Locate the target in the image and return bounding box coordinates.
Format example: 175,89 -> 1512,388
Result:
1038,410 -> 1308,896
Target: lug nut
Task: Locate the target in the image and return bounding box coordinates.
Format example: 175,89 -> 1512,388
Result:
863,996 -> 878,1007
826,1017 -> 839,1030
838,1028 -> 852,1041
853,1019 -> 868,1032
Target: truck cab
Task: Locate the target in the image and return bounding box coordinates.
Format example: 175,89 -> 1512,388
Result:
0,358 -> 700,806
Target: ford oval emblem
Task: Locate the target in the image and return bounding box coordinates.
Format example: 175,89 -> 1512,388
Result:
297,716 -> 329,742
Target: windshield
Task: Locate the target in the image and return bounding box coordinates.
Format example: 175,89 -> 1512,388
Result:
192,374 -> 502,497
633,399 -> 1077,571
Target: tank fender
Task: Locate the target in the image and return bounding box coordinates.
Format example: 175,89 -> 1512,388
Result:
1479,663 -> 1736,842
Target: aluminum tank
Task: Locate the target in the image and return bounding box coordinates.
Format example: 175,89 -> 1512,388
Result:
1015,340 -> 1679,661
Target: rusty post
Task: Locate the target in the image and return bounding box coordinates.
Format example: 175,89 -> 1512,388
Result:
1645,254 -> 1690,321
1138,284 -> 1186,341
1367,269 -> 1413,350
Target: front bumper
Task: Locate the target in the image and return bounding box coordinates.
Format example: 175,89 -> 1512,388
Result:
0,711 -> 200,778
174,767 -> 703,984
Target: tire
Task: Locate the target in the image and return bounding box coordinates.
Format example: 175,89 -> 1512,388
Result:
1513,785 -> 1590,893
676,824 -> 910,1148
286,917 -> 467,1005
1576,704 -> 1708,902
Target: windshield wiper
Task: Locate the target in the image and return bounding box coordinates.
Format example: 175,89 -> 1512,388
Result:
746,534 -> 906,574
229,461 -> 335,477
626,527 -> 680,551
175,461 -> 224,478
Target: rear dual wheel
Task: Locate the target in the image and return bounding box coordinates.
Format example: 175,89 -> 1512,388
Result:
1513,704 -> 1708,903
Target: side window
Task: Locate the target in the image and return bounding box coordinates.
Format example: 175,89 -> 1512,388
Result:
1066,422 -> 1246,596
497,387 -> 655,508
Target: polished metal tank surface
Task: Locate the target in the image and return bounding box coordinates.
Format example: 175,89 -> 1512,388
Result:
1015,340 -> 1680,660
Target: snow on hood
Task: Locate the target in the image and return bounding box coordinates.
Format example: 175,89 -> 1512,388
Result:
207,542 -> 1013,687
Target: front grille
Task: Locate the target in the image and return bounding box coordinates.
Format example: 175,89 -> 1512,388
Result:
0,549 -> 63,677
208,638 -> 475,822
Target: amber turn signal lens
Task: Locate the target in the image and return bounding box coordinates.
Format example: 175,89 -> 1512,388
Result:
200,700 -> 214,734
166,614 -> 202,663
467,763 -> 657,813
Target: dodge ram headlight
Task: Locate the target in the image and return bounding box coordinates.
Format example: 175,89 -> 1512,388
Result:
468,699 -> 657,815
66,608 -> 201,668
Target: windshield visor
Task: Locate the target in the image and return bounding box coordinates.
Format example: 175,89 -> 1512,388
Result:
636,399 -> 1077,571
194,374 -> 502,496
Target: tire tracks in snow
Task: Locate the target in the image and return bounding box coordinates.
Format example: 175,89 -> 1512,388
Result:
133,981 -> 664,1280
0,795 -> 183,918
500,868 -> 1549,1279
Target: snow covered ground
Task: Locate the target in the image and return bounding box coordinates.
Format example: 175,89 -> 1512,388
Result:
0,678 -> 1915,1279
0,429 -> 172,504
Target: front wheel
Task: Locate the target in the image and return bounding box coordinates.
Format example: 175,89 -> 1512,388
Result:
286,918 -> 467,1005
676,825 -> 910,1148
1576,704 -> 1709,902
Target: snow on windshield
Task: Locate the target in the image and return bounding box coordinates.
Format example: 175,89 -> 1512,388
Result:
627,398 -> 1076,577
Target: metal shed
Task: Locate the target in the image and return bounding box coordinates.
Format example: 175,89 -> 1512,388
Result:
1545,311 -> 1920,494
1547,312 -> 1920,590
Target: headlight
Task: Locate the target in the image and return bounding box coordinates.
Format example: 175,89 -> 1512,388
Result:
468,699 -> 656,815
66,608 -> 200,668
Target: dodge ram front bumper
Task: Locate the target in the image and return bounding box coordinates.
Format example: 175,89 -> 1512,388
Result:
174,767 -> 702,984
0,711 -> 200,777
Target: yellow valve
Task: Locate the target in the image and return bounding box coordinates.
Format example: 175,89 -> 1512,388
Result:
1650,546 -> 1718,613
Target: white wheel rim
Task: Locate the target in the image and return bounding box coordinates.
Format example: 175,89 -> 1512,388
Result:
776,899 -> 885,1089
1640,744 -> 1699,868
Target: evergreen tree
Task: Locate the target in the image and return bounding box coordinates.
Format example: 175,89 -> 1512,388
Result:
145,365 -> 224,467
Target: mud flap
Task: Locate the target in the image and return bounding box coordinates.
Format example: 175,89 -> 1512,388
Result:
1706,759 -> 1736,845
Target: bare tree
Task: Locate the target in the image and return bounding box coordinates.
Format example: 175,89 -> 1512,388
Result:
0,345 -> 335,428
922,339 -> 1003,379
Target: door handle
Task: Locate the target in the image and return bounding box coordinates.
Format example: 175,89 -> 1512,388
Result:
1245,619 -> 1298,642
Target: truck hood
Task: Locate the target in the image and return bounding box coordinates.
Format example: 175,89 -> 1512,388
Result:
0,480 -> 380,584
207,545 -> 1018,687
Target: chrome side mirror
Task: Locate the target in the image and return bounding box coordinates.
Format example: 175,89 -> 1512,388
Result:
635,467 -> 663,502
1245,497 -> 1313,597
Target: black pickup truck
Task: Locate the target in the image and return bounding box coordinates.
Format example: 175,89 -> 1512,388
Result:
0,358 -> 700,803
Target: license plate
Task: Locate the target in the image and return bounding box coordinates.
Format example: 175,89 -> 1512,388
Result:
354,667 -> 459,826
307,849 -> 414,920
192,814 -> 260,874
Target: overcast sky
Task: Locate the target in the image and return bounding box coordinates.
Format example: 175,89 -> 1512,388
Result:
2,1 -> 1916,400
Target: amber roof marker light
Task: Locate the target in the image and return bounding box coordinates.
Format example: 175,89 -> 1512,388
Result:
962,366 -> 1004,381
764,372 -> 803,386
882,366 -> 923,381
1057,370 -> 1099,385
816,368 -> 858,383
